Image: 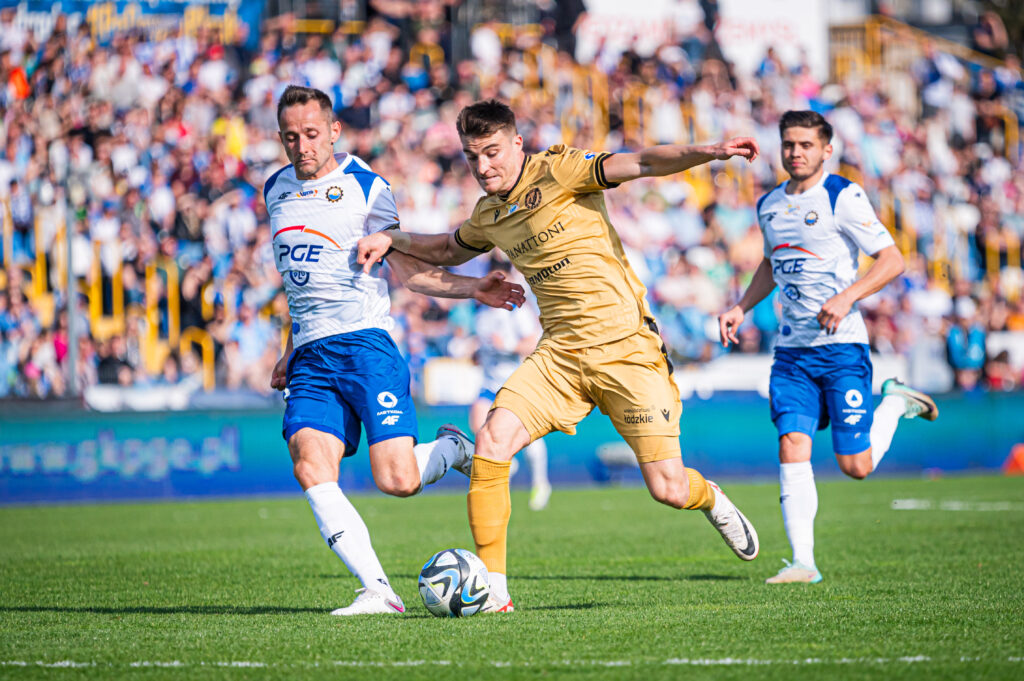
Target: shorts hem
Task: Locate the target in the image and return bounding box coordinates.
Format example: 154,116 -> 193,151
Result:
366,432 -> 418,447
774,413 -> 820,437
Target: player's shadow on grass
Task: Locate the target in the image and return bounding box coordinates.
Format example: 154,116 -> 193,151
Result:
2,605 -> 325,615
379,574 -> 744,582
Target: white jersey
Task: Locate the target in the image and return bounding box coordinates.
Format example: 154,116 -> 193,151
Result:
265,153 -> 398,348
475,302 -> 541,394
757,173 -> 895,347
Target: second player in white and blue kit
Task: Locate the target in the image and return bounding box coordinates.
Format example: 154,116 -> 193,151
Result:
720,110 -> 938,585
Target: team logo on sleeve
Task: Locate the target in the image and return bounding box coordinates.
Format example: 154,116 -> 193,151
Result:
326,186 -> 343,202
524,187 -> 542,210
804,211 -> 819,226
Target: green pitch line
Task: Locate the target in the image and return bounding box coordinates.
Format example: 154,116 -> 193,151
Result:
1,476 -> 1022,681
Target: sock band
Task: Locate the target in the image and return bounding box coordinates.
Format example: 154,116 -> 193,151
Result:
683,467 -> 715,511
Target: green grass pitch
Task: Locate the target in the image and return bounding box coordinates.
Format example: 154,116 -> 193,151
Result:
2,475 -> 1022,680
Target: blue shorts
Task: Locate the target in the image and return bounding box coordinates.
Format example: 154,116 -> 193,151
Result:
283,328 -> 418,456
769,344 -> 873,456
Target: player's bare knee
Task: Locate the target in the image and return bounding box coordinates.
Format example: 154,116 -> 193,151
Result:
376,473 -> 420,497
838,457 -> 872,480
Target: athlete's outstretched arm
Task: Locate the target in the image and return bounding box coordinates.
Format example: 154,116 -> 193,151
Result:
719,257 -> 776,347
386,250 -> 525,310
603,138 -> 759,184
357,230 -> 479,272
817,244 -> 904,335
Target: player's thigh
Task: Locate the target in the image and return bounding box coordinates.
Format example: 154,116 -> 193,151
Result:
769,347 -> 826,441
586,329 -> 681,461
367,436 -> 419,496
821,344 -> 874,456
492,344 -> 593,442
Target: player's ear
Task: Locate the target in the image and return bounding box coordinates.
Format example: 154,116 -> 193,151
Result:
823,143 -> 833,161
331,119 -> 342,144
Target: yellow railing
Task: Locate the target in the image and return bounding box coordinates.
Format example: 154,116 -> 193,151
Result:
88,241 -> 125,340
142,258 -> 180,375
180,326 -> 216,391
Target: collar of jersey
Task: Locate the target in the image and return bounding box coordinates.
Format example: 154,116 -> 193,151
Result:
783,171 -> 830,197
498,154 -> 531,201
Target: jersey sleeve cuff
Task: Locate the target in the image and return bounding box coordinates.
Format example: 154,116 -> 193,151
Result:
596,152 -> 620,189
454,228 -> 492,253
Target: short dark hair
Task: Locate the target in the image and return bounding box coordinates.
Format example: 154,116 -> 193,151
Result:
456,99 -> 517,139
277,85 -> 334,125
779,110 -> 833,144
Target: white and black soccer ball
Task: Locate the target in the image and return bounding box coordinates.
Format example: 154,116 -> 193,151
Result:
418,548 -> 490,617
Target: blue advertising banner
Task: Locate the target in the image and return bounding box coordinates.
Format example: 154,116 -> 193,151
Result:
1,392 -> 1021,505
0,1 -> 264,49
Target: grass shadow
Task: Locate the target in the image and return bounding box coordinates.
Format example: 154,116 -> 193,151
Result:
1,605 -> 325,616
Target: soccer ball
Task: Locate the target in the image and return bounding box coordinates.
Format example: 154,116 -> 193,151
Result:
418,548 -> 490,617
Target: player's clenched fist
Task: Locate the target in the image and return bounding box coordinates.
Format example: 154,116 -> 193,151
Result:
710,137 -> 759,162
357,231 -> 394,273
718,305 -> 745,347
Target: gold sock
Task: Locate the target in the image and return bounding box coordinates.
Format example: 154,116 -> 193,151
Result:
682,467 -> 715,511
467,455 -> 511,574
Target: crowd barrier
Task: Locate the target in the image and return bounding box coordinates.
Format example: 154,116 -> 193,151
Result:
2,391 -> 1020,505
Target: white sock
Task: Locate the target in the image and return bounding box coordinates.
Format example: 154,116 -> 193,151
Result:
779,461 -> 817,568
413,437 -> 461,489
488,571 -> 509,601
523,439 -> 549,489
305,482 -> 391,592
870,395 -> 905,470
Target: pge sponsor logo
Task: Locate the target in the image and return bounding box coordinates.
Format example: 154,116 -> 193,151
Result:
773,258 -> 806,275
278,243 -> 324,263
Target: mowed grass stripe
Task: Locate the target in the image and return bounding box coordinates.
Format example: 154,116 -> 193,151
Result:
1,476 -> 1022,681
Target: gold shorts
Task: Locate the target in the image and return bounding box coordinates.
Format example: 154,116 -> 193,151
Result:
493,322 -> 682,463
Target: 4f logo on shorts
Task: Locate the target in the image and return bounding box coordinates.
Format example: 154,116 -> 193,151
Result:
381,415 -> 400,426
377,392 -> 398,408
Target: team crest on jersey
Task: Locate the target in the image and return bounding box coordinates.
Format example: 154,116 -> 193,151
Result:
288,271 -> 310,286
804,210 -> 819,226
524,187 -> 542,210
783,284 -> 800,300
326,186 -> 343,202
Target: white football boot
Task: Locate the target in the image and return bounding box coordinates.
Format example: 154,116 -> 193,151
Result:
330,588 -> 406,616
765,559 -> 823,584
436,424 -> 475,476
703,481 -> 759,561
529,481 -> 552,511
479,593 -> 515,614
881,378 -> 939,421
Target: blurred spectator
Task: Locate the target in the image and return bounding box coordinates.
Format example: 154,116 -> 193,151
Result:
0,7 -> 1021,402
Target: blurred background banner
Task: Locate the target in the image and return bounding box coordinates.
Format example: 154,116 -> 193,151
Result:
2,393 -> 1019,504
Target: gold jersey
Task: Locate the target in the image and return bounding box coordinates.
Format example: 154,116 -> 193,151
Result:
455,145 -> 651,349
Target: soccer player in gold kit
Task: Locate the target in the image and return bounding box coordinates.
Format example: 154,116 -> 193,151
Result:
358,99 -> 761,612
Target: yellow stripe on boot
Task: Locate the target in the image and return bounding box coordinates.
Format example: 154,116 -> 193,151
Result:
467,455 -> 512,575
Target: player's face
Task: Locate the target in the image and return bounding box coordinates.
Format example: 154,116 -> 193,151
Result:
461,128 -> 525,195
781,126 -> 832,182
278,101 -> 342,180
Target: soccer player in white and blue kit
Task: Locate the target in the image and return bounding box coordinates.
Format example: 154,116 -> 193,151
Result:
719,111 -> 938,584
267,86 -> 525,615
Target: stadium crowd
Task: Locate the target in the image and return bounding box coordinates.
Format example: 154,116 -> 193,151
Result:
1,2 -> 1023,401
